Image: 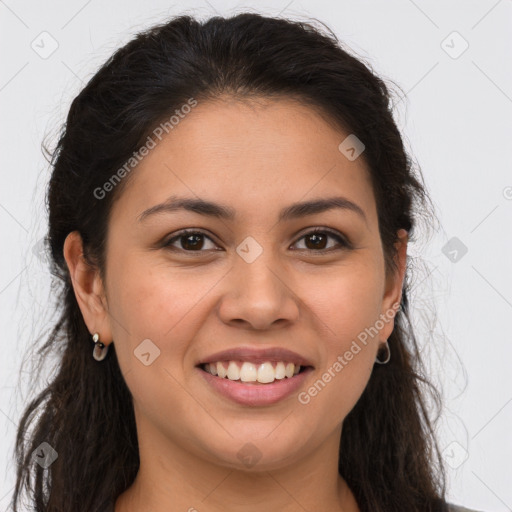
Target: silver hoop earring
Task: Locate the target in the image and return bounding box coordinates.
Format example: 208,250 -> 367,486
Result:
92,332 -> 109,361
375,340 -> 390,364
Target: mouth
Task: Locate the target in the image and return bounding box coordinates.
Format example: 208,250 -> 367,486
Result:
195,348 -> 315,406
196,360 -> 314,407
197,360 -> 312,385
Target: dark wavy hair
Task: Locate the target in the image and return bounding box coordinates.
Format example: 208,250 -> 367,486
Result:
11,12 -> 447,512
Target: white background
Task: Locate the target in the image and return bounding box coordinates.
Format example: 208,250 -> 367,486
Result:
1,1 -> 511,510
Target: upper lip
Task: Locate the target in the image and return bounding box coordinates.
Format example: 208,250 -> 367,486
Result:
197,346 -> 314,368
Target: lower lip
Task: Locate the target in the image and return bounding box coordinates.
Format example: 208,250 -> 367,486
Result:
197,366 -> 314,406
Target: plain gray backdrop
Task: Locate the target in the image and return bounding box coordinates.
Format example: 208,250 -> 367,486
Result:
1,1 -> 511,510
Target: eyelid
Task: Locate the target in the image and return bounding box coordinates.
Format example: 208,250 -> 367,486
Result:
291,227 -> 351,251
162,229 -> 219,251
163,226 -> 351,253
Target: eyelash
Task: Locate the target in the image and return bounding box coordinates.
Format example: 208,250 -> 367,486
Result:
162,228 -> 351,254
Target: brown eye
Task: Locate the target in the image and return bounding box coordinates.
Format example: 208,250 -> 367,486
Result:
292,229 -> 350,252
180,233 -> 206,250
304,232 -> 328,250
163,228 -> 350,254
164,230 -> 218,252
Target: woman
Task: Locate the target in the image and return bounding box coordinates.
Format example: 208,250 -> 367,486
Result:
11,12 -> 483,512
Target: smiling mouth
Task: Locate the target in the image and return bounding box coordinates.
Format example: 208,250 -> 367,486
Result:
198,360 -> 311,385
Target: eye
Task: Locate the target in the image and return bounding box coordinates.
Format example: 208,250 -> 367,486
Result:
162,228 -> 351,254
163,229 -> 219,252
291,228 -> 350,252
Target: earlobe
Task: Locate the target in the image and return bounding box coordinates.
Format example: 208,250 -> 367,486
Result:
62,231 -> 112,343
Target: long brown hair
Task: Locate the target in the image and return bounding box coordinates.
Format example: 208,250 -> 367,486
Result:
11,12 -> 447,512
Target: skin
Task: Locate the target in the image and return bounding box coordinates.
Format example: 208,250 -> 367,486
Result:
64,96 -> 408,512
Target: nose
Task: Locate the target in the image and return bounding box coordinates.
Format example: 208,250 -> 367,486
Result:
217,251 -> 300,331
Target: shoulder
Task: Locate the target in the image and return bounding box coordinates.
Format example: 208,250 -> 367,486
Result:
446,503 -> 485,512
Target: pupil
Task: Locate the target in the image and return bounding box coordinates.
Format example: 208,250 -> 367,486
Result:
306,233 -> 326,250
183,234 -> 203,250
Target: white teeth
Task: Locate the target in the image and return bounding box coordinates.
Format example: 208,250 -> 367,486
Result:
216,362 -> 227,378
275,362 -> 286,379
227,361 -> 240,380
203,361 -> 303,383
285,363 -> 295,378
239,362 -> 257,382
257,362 -> 275,383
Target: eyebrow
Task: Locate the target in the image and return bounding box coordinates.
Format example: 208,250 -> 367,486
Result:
137,195 -> 367,224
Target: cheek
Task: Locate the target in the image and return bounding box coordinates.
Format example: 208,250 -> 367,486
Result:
104,257 -> 215,428
306,260 -> 384,345
295,263 -> 382,418
299,351 -> 374,436
107,254 -> 218,343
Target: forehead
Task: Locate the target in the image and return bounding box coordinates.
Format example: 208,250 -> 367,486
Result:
110,97 -> 376,225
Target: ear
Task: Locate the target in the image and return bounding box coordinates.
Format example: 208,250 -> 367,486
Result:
63,231 -> 112,345
378,228 -> 408,340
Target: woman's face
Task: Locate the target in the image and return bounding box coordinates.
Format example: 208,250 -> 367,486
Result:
79,97 -> 406,471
